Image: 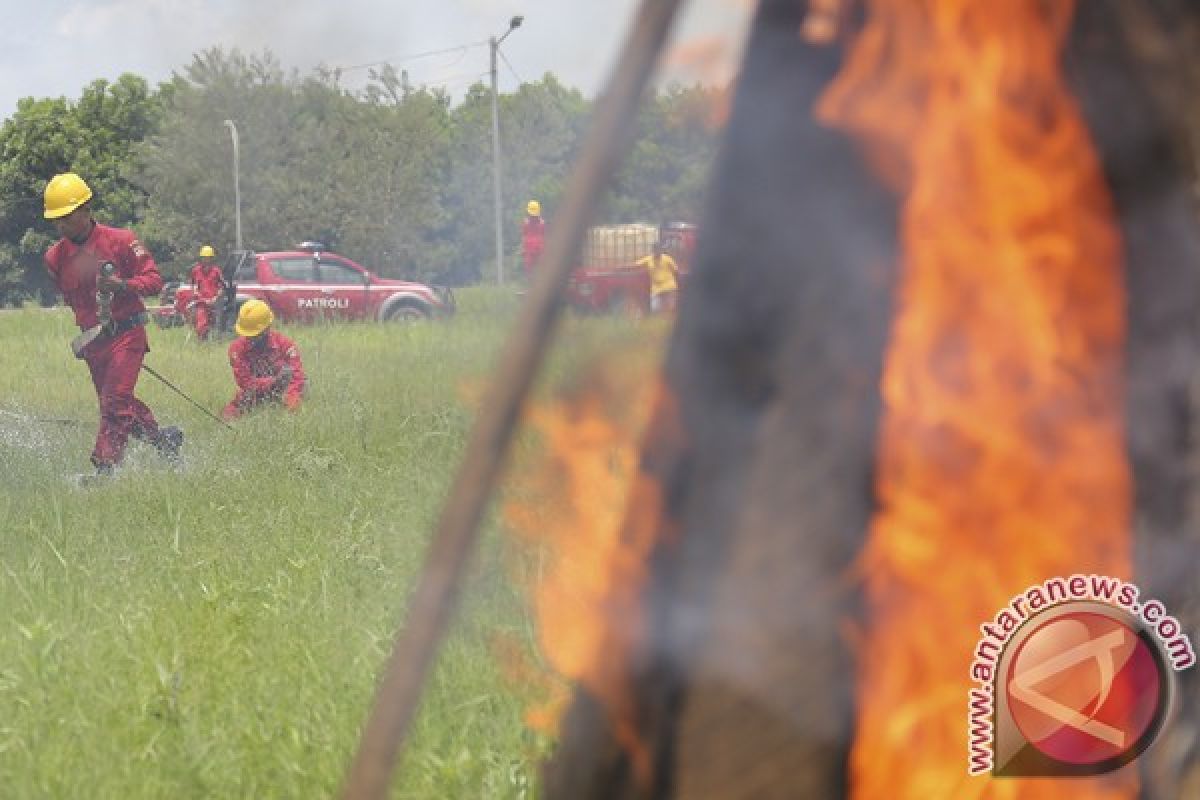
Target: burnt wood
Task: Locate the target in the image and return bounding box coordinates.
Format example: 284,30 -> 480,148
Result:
1068,3 -> 1200,798
543,0 -> 898,795
544,2 -> 1200,798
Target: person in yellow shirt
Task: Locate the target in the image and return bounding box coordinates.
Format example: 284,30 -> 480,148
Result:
637,241 -> 680,314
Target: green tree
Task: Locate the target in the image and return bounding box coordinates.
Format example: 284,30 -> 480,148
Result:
312,65 -> 455,280
0,49 -> 724,300
441,84 -> 498,283
0,75 -> 162,304
135,48 -> 298,279
136,50 -> 455,282
605,82 -> 723,224
442,75 -> 588,283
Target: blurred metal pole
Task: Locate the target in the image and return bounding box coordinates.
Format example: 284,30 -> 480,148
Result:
490,36 -> 504,285
223,119 -> 243,251
339,1 -> 686,797
490,16 -> 523,286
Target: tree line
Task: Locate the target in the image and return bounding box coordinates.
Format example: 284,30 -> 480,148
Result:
0,48 -> 723,304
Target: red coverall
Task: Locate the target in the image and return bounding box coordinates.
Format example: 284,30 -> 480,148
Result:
45,223 -> 165,468
189,262 -> 226,340
223,331 -> 307,419
521,216 -> 546,277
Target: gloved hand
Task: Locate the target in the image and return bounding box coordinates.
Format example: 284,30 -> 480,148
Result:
275,365 -> 294,388
97,270 -> 125,294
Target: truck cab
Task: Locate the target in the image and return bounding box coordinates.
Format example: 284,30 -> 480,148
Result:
166,244 -> 454,329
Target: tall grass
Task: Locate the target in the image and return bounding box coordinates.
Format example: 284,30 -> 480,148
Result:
0,289 -> 660,799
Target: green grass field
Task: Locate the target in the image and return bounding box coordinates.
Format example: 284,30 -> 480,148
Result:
0,289 -> 662,799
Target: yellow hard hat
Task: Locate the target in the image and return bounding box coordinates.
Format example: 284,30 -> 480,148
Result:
527,200 -> 541,216
44,173 -> 94,219
199,245 -> 216,258
235,299 -> 274,337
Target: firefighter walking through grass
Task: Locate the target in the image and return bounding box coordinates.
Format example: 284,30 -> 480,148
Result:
189,244 -> 225,340
42,172 -> 183,475
223,299 -> 306,420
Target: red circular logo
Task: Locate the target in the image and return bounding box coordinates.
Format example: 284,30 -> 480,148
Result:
1005,610 -> 1164,767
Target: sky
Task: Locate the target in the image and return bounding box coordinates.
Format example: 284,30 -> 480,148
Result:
0,0 -> 755,121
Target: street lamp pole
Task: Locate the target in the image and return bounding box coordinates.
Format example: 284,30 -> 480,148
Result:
223,119 -> 243,251
490,16 -> 523,285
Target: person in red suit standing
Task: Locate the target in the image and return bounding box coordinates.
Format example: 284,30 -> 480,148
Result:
188,244 -> 226,340
521,200 -> 546,279
42,172 -> 182,476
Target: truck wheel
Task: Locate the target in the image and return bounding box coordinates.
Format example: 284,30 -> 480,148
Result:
386,302 -> 429,322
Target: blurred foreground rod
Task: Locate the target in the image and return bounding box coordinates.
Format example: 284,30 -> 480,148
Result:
339,0 -> 688,797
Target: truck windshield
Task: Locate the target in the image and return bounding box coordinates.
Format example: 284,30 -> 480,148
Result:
230,252 -> 257,283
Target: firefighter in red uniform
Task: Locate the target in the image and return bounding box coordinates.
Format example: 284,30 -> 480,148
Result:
223,299 -> 307,420
188,244 -> 225,340
42,172 -> 183,475
521,200 -> 546,278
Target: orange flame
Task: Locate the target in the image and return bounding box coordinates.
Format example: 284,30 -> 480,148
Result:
504,351 -> 675,777
818,1 -> 1134,797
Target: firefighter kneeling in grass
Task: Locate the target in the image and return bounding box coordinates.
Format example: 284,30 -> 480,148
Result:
222,300 -> 306,420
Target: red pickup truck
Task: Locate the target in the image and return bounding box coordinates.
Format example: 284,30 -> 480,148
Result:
564,222 -> 698,314
162,244 -> 454,328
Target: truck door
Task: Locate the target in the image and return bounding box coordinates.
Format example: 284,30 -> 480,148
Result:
315,257 -> 371,319
267,256 -> 325,322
